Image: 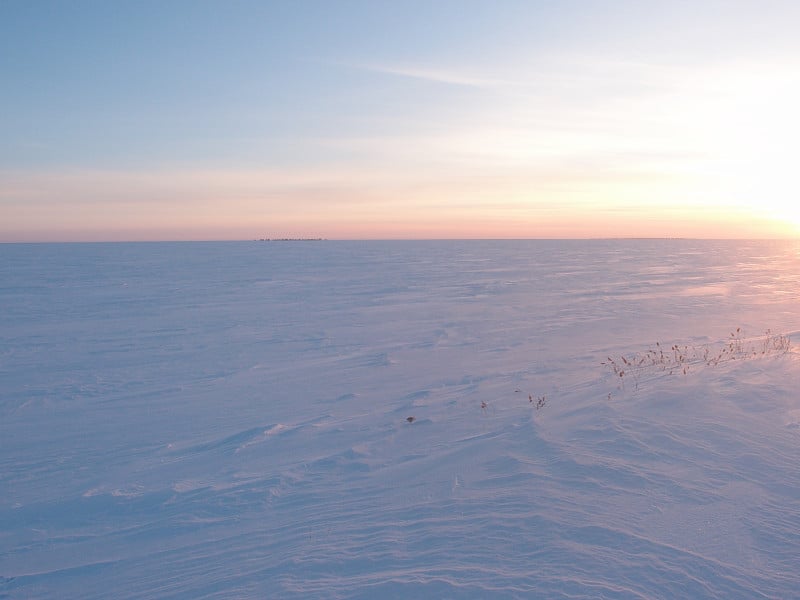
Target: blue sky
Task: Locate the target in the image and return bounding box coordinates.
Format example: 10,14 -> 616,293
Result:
2,1 -> 800,240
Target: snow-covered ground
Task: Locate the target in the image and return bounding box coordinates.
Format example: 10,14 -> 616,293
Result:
2,239 -> 799,599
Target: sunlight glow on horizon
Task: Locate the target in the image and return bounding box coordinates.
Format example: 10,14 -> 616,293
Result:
2,1 -> 799,241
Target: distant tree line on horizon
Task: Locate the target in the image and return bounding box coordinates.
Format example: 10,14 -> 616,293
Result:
257,238 -> 325,242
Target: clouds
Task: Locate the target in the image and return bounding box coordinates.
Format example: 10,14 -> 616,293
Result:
336,60 -> 510,89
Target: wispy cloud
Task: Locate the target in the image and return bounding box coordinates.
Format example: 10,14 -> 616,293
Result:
329,58 -> 510,88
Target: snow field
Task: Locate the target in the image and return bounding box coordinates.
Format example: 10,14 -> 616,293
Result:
1,240 -> 799,598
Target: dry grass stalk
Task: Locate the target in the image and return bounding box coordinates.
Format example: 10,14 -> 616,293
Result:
602,328 -> 791,389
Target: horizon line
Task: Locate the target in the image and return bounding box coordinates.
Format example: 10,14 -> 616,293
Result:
3,236 -> 799,245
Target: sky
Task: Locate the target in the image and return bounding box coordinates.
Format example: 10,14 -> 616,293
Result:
2,0 -> 800,241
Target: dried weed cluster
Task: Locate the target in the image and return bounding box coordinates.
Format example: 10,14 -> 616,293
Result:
508,329 -> 791,414
602,328 -> 792,388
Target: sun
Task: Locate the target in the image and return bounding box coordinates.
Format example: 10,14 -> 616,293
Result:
735,156 -> 800,235
762,199 -> 800,235
686,62 -> 800,236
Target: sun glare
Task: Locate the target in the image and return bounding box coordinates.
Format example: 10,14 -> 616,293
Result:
734,154 -> 800,234
766,200 -> 800,233
689,64 -> 800,236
